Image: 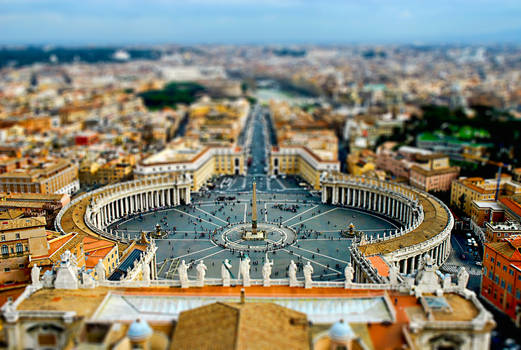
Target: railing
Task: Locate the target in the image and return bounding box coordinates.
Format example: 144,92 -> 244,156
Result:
99,277 -> 397,290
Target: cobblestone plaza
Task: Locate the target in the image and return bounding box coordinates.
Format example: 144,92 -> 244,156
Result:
110,182 -> 398,281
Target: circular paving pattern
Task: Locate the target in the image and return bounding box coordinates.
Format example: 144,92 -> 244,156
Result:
211,223 -> 297,252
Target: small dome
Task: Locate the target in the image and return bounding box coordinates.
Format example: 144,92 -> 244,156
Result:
127,318 -> 152,341
329,319 -> 354,342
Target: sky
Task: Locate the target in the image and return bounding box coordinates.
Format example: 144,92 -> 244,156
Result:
1,0 -> 521,45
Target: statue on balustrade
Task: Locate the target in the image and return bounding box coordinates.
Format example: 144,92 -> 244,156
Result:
196,260 -> 207,287
262,256 -> 273,287
288,260 -> 298,287
221,259 -> 232,287
238,256 -> 251,287
178,260 -> 190,288
344,263 -> 354,287
303,261 -> 313,289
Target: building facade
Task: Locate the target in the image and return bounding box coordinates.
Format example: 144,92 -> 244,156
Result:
135,143 -> 244,191
0,217 -> 48,286
451,175 -> 521,216
269,146 -> 340,190
481,236 -> 521,325
0,159 -> 79,195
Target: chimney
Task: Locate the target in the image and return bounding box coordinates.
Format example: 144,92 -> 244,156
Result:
240,288 -> 245,304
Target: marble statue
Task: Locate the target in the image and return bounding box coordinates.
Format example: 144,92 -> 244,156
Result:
262,257 -> 273,287
288,260 -> 298,287
443,274 -> 452,289
414,254 -> 443,296
239,257 -> 251,287
344,263 -> 354,288
54,250 -> 79,290
178,260 -> 189,288
457,266 -> 469,290
389,262 -> 398,285
80,270 -> 96,288
196,260 -> 207,287
42,270 -> 55,288
95,260 -> 106,281
221,259 -> 232,287
142,261 -> 151,284
31,264 -> 41,287
3,299 -> 15,314
303,261 -> 313,289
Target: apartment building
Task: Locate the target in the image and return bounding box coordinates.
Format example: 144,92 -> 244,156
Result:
451,175 -> 521,216
481,235 -> 521,325
0,158 -> 79,195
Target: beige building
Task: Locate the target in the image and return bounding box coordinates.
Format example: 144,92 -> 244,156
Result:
80,156 -> 134,186
0,159 -> 79,195
451,175 -> 521,216
269,146 -> 340,190
346,149 -> 385,180
0,217 -> 48,286
83,235 -> 119,278
0,193 -> 70,229
135,138 -> 245,191
409,153 -> 460,192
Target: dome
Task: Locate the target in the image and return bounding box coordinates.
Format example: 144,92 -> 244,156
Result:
127,318 -> 152,341
329,319 -> 354,342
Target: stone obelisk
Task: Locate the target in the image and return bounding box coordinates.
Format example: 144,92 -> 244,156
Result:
251,182 -> 258,234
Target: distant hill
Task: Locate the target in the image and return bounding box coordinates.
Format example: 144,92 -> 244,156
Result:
0,47 -> 162,68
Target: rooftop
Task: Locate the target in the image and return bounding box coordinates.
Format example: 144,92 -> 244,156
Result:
0,216 -> 46,232
172,301 -> 310,350
473,200 -> 503,211
359,191 -> 449,255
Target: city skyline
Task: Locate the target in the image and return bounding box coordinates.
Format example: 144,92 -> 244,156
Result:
1,0 -> 521,45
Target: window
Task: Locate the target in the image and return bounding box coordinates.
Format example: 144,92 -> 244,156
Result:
15,233 -> 20,239
4,267 -> 9,272
517,289 -> 521,299
1,245 -> 8,255
489,271 -> 493,279
503,266 -> 507,272
491,257 -> 495,263
0,235 -> 4,241
495,275 -> 499,283
501,280 -> 505,288
497,262 -> 501,268
38,333 -> 57,347
508,284 -> 512,293
16,243 -> 23,254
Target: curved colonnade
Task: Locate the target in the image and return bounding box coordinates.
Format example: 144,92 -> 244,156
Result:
57,173 -> 452,283
55,175 -> 192,243
321,174 -> 453,278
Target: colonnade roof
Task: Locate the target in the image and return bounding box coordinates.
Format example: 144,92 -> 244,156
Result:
358,192 -> 449,256
59,190 -> 128,253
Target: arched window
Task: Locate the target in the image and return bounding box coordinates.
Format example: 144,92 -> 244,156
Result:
1,245 -> 8,255
16,243 -> 23,254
